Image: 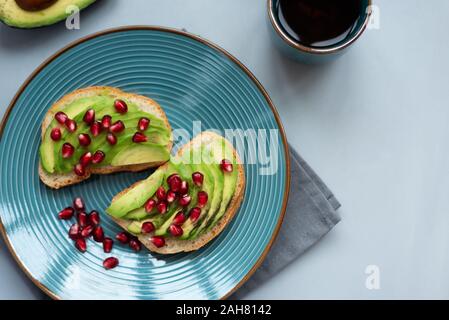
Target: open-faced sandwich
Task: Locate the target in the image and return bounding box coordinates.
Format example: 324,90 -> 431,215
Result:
106,131 -> 245,254
38,86 -> 172,189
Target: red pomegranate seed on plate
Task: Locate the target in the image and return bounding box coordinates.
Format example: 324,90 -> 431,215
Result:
65,118 -> 77,132
169,224 -> 183,237
103,238 -> 113,253
68,223 -> 81,240
92,226 -> 105,242
156,186 -> 166,201
78,133 -> 91,147
79,152 -> 92,167
77,211 -> 89,227
50,128 -> 62,141
166,190 -> 177,203
116,232 -> 130,244
101,115 -> 112,129
81,225 -> 93,238
114,99 -> 128,114
197,191 -> 208,207
157,201 -> 168,214
92,150 -> 105,164
75,238 -> 87,253
179,194 -> 191,207
173,212 -> 186,225
83,109 -> 95,125
189,207 -> 201,222
106,133 -> 117,145
137,117 -> 150,131
103,257 -> 119,270
132,132 -> 147,143
110,120 -> 125,133
73,197 -> 85,211
58,207 -> 74,220
179,180 -> 189,195
74,163 -> 86,176
55,111 -> 68,125
192,172 -> 204,186
129,239 -> 142,252
90,121 -> 102,137
89,210 -> 100,225
151,236 -> 165,248
145,198 -> 156,213
221,159 -> 233,172
168,175 -> 182,192
141,221 -> 155,234
62,143 -> 75,158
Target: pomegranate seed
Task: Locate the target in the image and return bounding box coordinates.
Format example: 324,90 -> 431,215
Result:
90,121 -> 102,137
157,201 -> 168,214
75,238 -> 87,253
132,132 -> 147,143
79,152 -> 92,167
221,159 -> 233,172
116,232 -> 130,244
110,120 -> 125,133
103,257 -> 119,270
55,112 -> 68,125
168,175 -> 182,192
156,186 -> 166,201
92,226 -> 105,242
179,180 -> 189,195
197,191 -> 208,207
81,225 -> 93,238
114,99 -> 128,114
192,172 -> 204,186
73,197 -> 85,211
141,221 -> 155,233
144,199 -> 157,213
65,118 -> 77,133
61,143 -> 75,158
151,236 -> 165,248
166,190 -> 177,203
92,150 -> 105,164
101,115 -> 112,129
129,239 -> 142,252
78,133 -> 91,147
169,224 -> 183,237
173,212 -> 186,225
138,117 -> 150,131
74,163 -> 86,176
189,207 -> 201,222
179,194 -> 191,207
58,207 -> 74,220
77,211 -> 88,227
106,133 -> 117,145
103,238 -> 113,253
83,109 -> 95,125
89,210 -> 100,225
50,128 -> 62,141
68,223 -> 81,240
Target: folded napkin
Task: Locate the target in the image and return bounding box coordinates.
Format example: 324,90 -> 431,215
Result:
230,145 -> 341,299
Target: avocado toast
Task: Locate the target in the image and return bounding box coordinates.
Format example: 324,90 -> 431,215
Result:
38,86 -> 172,189
106,132 -> 245,254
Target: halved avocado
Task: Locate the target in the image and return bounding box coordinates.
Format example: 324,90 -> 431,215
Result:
0,0 -> 96,29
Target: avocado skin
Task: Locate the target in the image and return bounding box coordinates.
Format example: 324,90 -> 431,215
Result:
0,0 -> 96,29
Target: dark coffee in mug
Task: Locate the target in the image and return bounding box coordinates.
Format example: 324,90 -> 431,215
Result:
277,0 -> 364,47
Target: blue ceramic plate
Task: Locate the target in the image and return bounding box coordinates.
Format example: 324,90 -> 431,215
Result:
0,27 -> 289,300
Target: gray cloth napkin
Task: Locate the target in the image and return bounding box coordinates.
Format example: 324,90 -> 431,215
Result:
231,145 -> 341,299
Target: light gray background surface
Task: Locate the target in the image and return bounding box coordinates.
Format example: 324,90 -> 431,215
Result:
1,0 -> 449,299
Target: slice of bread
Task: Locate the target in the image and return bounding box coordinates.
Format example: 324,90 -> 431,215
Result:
111,131 -> 245,254
38,86 -> 172,189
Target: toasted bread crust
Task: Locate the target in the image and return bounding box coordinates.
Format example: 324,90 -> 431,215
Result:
38,86 -> 172,189
111,131 -> 245,254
